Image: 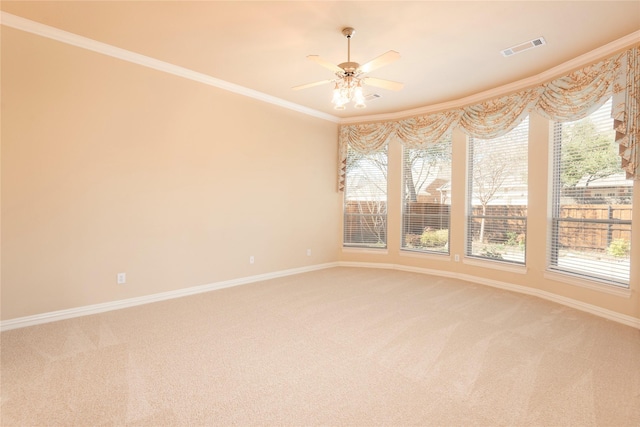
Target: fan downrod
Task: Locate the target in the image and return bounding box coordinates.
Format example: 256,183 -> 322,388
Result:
339,27 -> 359,74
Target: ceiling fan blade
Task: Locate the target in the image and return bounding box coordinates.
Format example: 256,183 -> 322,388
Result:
307,55 -> 344,73
363,77 -> 404,91
359,50 -> 401,74
292,79 -> 333,91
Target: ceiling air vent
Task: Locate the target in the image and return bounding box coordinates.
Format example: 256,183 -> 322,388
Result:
501,37 -> 546,57
364,93 -> 381,101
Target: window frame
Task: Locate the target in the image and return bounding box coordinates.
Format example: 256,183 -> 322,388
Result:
548,99 -> 633,287
342,146 -> 389,249
400,141 -> 452,256
465,118 -> 530,265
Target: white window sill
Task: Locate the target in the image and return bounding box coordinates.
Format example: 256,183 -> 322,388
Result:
399,250 -> 451,262
462,257 -> 528,274
342,247 -> 389,255
544,271 -> 632,298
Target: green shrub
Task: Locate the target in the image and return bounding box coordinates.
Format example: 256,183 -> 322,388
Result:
420,228 -> 449,247
506,231 -> 526,246
607,239 -> 630,258
481,246 -> 504,259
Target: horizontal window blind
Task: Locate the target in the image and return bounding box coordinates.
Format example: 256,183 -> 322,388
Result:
401,140 -> 452,254
343,147 -> 388,248
549,98 -> 633,286
467,117 -> 529,263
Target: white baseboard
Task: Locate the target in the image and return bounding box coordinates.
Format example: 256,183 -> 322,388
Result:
3,261 -> 637,331
0,262 -> 339,332
337,261 -> 640,329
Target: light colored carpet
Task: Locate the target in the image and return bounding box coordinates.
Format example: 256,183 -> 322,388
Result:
1,267 -> 639,426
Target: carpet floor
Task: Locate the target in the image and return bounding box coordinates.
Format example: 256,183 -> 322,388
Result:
1,267 -> 639,426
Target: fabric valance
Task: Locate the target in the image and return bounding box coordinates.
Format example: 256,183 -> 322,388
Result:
613,46 -> 639,181
338,45 -> 640,191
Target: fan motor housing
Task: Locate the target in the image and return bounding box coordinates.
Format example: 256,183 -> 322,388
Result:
341,27 -> 355,38
338,61 -> 360,74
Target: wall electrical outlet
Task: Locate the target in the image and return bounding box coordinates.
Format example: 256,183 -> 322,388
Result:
249,256 -> 255,264
117,272 -> 126,284
306,249 -> 311,256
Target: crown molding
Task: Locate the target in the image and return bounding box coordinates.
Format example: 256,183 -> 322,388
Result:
0,12 -> 340,123
340,30 -> 640,124
2,12 -> 639,127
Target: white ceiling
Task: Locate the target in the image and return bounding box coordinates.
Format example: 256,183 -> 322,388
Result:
2,1 -> 640,120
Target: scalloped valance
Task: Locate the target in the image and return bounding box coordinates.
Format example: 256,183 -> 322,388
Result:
338,46 -> 639,191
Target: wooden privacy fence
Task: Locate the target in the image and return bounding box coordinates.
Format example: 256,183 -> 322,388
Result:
468,204 -> 631,250
467,205 -> 527,243
344,201 -> 632,252
556,204 -> 632,251
403,202 -> 450,234
344,201 -> 452,245
344,201 -> 388,245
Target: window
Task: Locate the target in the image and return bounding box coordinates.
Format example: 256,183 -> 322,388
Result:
549,98 -> 633,286
343,146 -> 388,248
401,139 -> 452,253
467,117 -> 529,263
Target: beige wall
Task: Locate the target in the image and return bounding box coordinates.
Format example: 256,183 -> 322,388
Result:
2,24 -> 638,325
1,27 -> 341,320
339,111 -> 639,321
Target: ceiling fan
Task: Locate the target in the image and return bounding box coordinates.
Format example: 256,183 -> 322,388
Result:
293,27 -> 403,110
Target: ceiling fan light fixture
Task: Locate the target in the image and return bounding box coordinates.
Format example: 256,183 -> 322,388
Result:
331,79 -> 366,109
353,83 -> 366,109
332,90 -> 347,109
294,27 -> 402,110
332,83 -> 342,104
